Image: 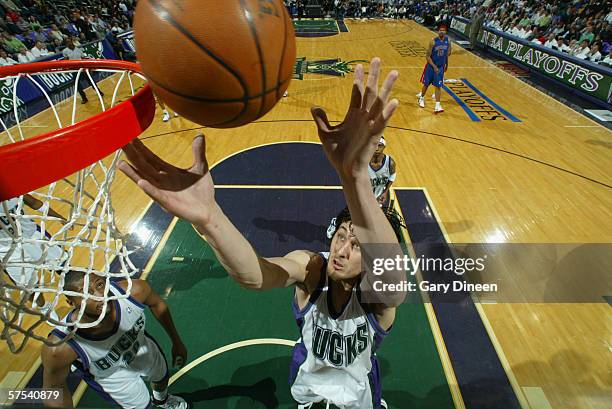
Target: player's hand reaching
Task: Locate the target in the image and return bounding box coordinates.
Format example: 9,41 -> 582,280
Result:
172,340 -> 188,368
118,134 -> 216,227
311,57 -> 399,182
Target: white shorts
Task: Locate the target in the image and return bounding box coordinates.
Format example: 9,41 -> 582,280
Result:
82,333 -> 168,409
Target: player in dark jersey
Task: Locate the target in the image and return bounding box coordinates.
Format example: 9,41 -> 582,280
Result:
418,24 -> 451,114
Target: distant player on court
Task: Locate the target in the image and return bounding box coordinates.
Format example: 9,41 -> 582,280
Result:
417,24 -> 451,114
41,272 -> 188,409
369,136 -> 396,207
1,194 -> 66,319
119,58 -> 406,409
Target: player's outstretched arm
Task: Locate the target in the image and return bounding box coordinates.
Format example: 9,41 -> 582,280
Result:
41,340 -> 76,408
127,279 -> 187,367
311,58 -> 406,309
118,137 -> 311,291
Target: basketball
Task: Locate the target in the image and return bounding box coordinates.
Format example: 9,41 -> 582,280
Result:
134,0 -> 296,128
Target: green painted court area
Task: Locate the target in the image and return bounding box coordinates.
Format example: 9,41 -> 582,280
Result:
78,220 -> 454,408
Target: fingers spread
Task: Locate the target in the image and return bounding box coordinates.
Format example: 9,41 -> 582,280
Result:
137,179 -> 168,206
353,63 -> 365,98
117,160 -> 142,184
367,70 -> 398,120
364,57 -> 381,110
129,138 -> 171,172
368,98 -> 384,121
122,142 -> 161,183
382,98 -> 400,122
311,107 -> 333,134
191,134 -> 209,174
379,70 -> 399,105
348,83 -> 362,111
369,99 -> 399,137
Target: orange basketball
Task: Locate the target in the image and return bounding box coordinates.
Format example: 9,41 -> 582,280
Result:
134,0 -> 296,128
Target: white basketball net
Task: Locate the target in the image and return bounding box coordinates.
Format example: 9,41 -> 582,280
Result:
0,66 -> 148,353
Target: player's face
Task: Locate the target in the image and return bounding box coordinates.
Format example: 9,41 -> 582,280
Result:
328,222 -> 362,281
374,142 -> 385,156
438,28 -> 447,38
67,275 -> 108,319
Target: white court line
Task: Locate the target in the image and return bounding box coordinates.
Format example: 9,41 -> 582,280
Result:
169,338 -> 296,385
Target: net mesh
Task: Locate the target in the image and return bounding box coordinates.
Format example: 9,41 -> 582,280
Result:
0,65 -> 148,353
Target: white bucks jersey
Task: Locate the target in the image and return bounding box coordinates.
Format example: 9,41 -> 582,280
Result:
368,155 -> 395,198
1,198 -> 63,285
290,254 -> 388,408
51,283 -> 148,378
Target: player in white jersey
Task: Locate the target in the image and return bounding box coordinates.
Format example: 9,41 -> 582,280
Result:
1,194 -> 66,316
41,272 -> 188,409
368,136 -> 396,207
119,58 -> 407,409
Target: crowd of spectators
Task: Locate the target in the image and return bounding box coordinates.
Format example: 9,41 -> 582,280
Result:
3,1 -> 609,69
284,1 -> 445,21
0,0 -> 136,66
285,1 -> 611,67
451,0 -> 612,66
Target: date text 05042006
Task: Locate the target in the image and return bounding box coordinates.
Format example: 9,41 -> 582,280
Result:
0,388 -> 63,404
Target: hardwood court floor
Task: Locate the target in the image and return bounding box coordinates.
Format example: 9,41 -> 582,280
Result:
1,20 -> 610,409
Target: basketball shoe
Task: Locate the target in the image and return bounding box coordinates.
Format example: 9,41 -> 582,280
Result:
153,394 -> 188,409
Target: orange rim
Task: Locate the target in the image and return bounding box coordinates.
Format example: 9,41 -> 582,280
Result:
0,60 -> 155,201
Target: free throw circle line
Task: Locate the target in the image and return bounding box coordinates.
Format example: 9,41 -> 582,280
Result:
169,338 -> 297,385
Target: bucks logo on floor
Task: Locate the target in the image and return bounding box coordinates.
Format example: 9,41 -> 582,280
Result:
293,58 -> 368,80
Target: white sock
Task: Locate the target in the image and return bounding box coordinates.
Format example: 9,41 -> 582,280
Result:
152,389 -> 168,402
417,92 -> 423,97
435,102 -> 442,108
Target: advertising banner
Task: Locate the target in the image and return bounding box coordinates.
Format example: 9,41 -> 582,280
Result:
0,38 -> 117,124
450,16 -> 612,107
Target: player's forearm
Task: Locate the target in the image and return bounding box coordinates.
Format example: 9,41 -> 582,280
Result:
342,174 -> 405,306
340,173 -> 397,244
193,203 -> 267,289
151,302 -> 182,345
